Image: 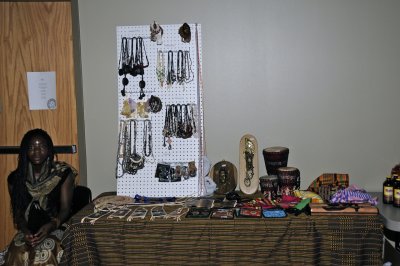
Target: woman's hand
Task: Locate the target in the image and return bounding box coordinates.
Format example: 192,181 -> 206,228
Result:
23,230 -> 36,247
30,222 -> 55,247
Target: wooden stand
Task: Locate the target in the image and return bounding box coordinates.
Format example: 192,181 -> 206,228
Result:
310,203 -> 378,215
239,134 -> 259,195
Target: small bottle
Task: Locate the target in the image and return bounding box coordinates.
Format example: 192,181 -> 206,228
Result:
392,175 -> 400,207
383,176 -> 394,204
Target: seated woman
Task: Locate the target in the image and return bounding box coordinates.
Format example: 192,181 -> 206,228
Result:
4,128 -> 77,265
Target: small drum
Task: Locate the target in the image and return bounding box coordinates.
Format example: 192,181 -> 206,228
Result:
259,175 -> 279,200
262,146 -> 289,176
277,166 -> 300,196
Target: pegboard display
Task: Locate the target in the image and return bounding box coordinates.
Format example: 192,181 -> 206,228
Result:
115,23 -> 204,197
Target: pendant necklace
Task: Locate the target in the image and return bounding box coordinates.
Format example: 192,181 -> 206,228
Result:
143,120 -> 153,157
156,50 -> 165,87
163,106 -> 169,147
162,105 -> 174,150
124,120 -> 145,175
119,37 -> 130,96
244,138 -> 255,187
136,37 -> 148,99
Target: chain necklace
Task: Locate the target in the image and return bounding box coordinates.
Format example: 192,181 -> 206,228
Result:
172,104 -> 178,137
163,105 -> 172,149
116,120 -> 127,178
190,104 -> 197,134
176,50 -> 194,85
162,104 -> 196,149
184,51 -> 194,83
118,37 -> 129,75
123,120 -> 135,174
143,120 -> 153,157
124,120 -> 145,175
177,50 -> 185,85
118,36 -> 149,98
166,50 -> 176,86
176,104 -> 184,138
182,104 -> 193,139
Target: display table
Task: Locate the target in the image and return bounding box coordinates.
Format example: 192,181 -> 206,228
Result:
373,192 -> 400,264
60,195 -> 382,265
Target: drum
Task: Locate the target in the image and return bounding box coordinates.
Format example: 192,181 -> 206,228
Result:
259,175 -> 279,200
277,166 -> 300,196
262,146 -> 289,176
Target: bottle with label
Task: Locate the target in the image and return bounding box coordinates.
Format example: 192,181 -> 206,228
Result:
392,175 -> 400,207
383,176 -> 394,204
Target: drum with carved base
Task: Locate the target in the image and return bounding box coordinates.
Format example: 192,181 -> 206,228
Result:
259,175 -> 278,200
277,166 -> 300,196
262,146 -> 289,176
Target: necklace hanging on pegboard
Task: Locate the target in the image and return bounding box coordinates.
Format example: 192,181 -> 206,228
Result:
115,23 -> 204,197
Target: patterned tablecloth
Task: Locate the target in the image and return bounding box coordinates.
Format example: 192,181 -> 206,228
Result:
60,196 -> 382,266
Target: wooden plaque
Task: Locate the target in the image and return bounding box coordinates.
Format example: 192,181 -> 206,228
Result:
210,160 -> 238,195
239,134 -> 259,195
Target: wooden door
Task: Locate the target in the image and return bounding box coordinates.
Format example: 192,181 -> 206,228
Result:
0,2 -> 79,250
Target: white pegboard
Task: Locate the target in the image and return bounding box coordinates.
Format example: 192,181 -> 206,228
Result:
115,23 -> 204,197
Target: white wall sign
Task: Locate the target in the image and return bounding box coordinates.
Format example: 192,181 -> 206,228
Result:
27,71 -> 57,110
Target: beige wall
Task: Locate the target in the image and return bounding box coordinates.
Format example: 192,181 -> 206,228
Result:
75,0 -> 400,198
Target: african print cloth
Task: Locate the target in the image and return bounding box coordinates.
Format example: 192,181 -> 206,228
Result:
4,230 -> 64,266
60,194 -> 382,266
307,173 -> 349,201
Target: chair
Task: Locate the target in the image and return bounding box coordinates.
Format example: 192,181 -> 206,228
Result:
71,185 -> 92,216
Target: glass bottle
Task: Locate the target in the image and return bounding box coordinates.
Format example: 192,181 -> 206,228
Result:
383,176 -> 393,204
392,175 -> 400,207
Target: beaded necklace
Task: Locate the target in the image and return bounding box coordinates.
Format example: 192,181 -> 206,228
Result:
156,50 -> 165,87
118,37 -> 130,96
